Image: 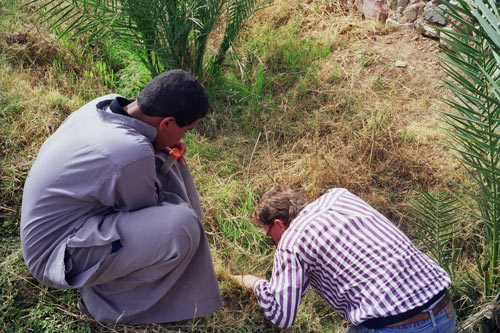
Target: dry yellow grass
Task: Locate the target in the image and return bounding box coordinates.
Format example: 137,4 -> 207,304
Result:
223,0 -> 463,226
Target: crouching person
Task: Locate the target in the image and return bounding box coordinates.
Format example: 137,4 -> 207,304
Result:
21,70 -> 222,323
232,187 -> 455,332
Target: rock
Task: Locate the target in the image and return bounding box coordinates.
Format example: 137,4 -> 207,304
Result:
424,24 -> 440,38
402,7 -> 417,22
424,5 -> 447,25
415,20 -> 426,34
395,60 -> 408,67
403,3 -> 424,22
386,18 -> 414,30
416,21 -> 440,38
397,0 -> 410,9
363,0 -> 389,22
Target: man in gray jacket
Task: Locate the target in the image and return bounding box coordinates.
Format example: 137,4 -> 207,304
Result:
21,69 -> 222,323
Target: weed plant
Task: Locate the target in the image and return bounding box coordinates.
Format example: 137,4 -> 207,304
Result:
0,0 -> 488,331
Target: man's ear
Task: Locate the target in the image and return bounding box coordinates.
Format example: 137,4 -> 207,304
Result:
274,219 -> 287,232
160,116 -> 175,128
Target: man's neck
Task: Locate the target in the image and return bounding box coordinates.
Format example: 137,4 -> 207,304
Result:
125,101 -> 162,129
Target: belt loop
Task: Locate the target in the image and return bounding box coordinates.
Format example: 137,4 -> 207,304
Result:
428,309 -> 438,332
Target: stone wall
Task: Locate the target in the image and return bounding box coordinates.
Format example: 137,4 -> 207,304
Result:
351,0 -> 449,38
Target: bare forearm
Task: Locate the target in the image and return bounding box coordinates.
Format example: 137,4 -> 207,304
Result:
230,274 -> 262,290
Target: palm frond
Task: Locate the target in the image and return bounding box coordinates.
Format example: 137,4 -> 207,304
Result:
409,189 -> 463,278
211,0 -> 267,72
29,0 -> 263,80
439,0 -> 500,295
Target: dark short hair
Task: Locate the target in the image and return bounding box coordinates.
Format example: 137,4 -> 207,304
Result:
252,187 -> 310,226
137,69 -> 210,126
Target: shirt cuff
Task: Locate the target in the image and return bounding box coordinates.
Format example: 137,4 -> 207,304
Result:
252,278 -> 267,292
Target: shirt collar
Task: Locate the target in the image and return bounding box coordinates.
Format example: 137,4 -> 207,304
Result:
110,96 -> 134,117
96,95 -> 157,143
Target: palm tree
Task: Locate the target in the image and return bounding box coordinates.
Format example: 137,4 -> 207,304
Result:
439,0 -> 500,295
36,0 -> 263,81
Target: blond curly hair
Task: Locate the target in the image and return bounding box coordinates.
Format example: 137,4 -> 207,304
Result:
252,187 -> 309,226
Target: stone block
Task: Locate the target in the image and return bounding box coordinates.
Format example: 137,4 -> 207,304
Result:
363,0 -> 389,22
403,3 -> 423,22
424,5 -> 447,25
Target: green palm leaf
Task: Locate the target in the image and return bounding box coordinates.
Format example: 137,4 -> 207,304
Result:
439,0 -> 500,295
29,0 -> 263,80
409,190 -> 462,279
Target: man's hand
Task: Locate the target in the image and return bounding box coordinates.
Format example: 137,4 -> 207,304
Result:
230,274 -> 262,290
169,140 -> 187,166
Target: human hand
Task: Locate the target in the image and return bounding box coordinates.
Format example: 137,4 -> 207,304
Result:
169,140 -> 187,166
230,274 -> 261,290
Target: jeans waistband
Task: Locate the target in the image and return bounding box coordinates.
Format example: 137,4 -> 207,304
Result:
362,289 -> 447,329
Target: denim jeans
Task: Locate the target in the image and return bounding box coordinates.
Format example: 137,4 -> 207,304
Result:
347,304 -> 455,333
